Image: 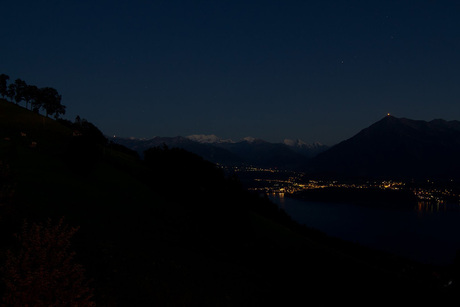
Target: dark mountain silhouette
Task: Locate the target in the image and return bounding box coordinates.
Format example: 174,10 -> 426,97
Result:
306,115 -> 460,179
111,135 -> 326,169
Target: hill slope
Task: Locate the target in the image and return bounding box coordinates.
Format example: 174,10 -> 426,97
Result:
0,100 -> 455,305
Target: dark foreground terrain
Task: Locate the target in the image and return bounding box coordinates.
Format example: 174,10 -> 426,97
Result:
0,99 -> 458,305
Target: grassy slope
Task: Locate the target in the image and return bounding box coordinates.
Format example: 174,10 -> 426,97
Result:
0,99 -> 456,305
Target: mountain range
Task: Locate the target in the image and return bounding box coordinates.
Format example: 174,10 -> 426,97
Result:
112,115 -> 460,179
110,135 -> 329,169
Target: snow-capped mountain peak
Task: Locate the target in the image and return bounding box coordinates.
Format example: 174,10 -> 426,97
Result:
186,134 -> 234,144
242,136 -> 257,143
283,138 -> 306,147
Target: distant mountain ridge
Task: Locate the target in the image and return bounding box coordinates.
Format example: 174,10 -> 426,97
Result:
186,134 -> 234,144
111,116 -> 460,178
283,139 -> 329,157
306,115 -> 460,179
111,136 -> 243,165
111,135 -> 328,169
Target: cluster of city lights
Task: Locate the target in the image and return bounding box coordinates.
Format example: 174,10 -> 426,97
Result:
222,165 -> 460,204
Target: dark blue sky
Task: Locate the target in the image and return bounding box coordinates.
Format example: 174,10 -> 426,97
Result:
2,0 -> 460,145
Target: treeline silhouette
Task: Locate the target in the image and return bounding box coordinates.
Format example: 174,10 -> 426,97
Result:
0,73 -> 65,118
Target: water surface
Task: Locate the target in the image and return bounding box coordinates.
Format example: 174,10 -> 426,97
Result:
270,194 -> 460,265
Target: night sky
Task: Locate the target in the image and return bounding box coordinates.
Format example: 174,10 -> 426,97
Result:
2,1 -> 460,145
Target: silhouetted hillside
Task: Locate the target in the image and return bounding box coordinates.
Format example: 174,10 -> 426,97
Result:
306,115 -> 460,179
1,100 -> 457,305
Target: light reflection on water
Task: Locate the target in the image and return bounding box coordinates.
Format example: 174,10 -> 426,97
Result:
269,194 -> 460,265
416,201 -> 460,213
271,192 -> 285,207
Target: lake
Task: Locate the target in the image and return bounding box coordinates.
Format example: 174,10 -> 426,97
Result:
269,194 -> 460,265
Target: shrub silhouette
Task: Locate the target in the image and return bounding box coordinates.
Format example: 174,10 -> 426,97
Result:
1,218 -> 94,306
